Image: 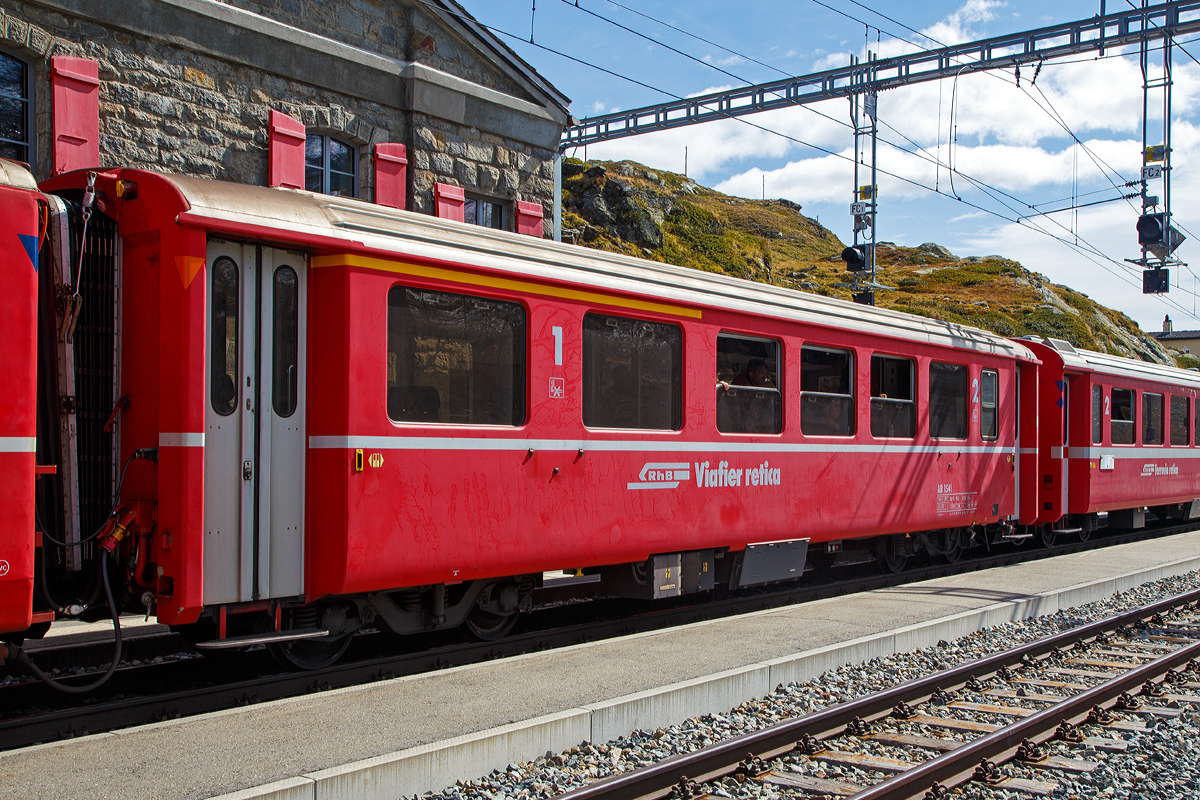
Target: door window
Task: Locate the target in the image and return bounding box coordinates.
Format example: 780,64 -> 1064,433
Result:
210,256 -> 239,416
980,369 -> 998,441
272,266 -> 299,417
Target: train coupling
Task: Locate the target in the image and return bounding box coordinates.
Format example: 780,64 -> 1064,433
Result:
0,641 -> 17,666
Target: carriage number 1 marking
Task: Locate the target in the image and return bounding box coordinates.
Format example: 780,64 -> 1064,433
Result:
552,326 -> 563,366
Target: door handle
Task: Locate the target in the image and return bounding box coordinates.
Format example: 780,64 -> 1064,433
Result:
243,460 -> 253,481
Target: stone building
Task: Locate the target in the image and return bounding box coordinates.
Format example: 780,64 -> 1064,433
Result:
0,0 -> 571,233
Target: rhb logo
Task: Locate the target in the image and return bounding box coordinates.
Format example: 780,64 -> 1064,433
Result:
627,460 -> 782,490
1141,462 -> 1179,477
627,462 -> 691,490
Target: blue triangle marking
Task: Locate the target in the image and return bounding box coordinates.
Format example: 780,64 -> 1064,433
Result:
17,233 -> 37,273
1055,380 -> 1065,393
1056,398 -> 1064,409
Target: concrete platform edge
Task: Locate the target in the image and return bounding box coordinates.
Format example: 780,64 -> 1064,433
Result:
208,550 -> 1200,800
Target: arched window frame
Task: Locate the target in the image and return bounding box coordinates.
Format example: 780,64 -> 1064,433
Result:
304,132 -> 357,197
0,47 -> 33,168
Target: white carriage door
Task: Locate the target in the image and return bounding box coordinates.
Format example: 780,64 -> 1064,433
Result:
204,242 -> 307,605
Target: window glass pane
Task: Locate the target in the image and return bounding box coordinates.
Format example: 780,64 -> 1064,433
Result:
464,198 -> 479,226
801,346 -> 854,436
583,313 -> 682,430
328,138 -> 353,173
387,287 -> 526,426
980,369 -> 998,441
1171,396 -> 1189,446
0,95 -> 25,143
210,257 -> 239,417
0,54 -> 24,98
716,334 -> 781,434
485,201 -> 504,229
869,354 -> 914,438
328,171 -> 355,197
304,134 -> 323,168
929,362 -> 968,439
1112,388 -> 1135,444
304,166 -> 324,193
1143,392 -> 1164,445
1092,385 -> 1102,444
0,140 -> 25,163
272,266 -> 299,418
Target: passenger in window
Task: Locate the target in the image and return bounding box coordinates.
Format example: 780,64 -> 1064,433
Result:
732,359 -> 774,389
805,394 -> 850,436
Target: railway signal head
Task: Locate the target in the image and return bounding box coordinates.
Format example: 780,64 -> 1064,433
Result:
1143,267 -> 1170,294
1137,212 -> 1185,258
841,245 -> 868,272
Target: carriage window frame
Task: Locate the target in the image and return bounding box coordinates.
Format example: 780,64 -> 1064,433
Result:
1111,387 -> 1135,445
582,312 -> 683,431
1092,385 -> 1102,444
0,49 -> 32,168
385,285 -> 527,427
979,368 -> 998,441
209,256 -> 240,417
800,344 -> 855,437
305,133 -> 357,197
1143,391 -> 1164,446
869,353 -> 915,439
928,361 -> 968,440
715,333 -> 782,435
1170,395 -> 1190,446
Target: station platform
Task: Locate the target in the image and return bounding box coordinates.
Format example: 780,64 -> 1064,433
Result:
5,531 -> 1200,800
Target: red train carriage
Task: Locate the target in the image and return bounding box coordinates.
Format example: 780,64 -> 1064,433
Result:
0,160 -> 42,637
7,167 -> 1037,665
1024,338 -> 1200,537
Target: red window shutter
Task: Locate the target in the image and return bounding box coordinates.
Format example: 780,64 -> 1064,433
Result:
434,182 -> 465,222
515,200 -> 545,238
268,110 -> 305,190
50,57 -> 100,175
374,143 -> 408,210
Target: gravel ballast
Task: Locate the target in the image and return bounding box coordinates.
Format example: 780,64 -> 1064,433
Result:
422,570 -> 1200,800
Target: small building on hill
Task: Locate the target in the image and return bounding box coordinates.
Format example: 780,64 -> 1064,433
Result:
1153,316 -> 1200,355
0,0 -> 570,233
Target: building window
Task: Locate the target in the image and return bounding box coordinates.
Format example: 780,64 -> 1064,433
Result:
1111,388 -> 1135,445
870,354 -> 915,438
582,313 -> 682,430
928,362 -> 968,439
0,50 -> 31,165
386,286 -> 526,426
305,134 -> 356,196
465,194 -> 505,229
716,333 -> 781,434
800,345 -> 854,436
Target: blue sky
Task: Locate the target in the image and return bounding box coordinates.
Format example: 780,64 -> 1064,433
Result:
458,0 -> 1200,333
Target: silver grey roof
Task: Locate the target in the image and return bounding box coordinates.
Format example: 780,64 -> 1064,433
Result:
1033,337 -> 1200,388
162,172 -> 1036,362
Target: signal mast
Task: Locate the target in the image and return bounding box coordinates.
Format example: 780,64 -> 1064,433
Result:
840,51 -> 891,304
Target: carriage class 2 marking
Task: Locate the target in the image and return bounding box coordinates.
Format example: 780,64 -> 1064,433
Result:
626,459 -> 781,491
1141,462 -> 1179,478
936,482 -> 978,516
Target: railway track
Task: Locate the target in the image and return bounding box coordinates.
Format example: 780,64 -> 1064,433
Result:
553,588 -> 1200,800
2,519 -> 1197,753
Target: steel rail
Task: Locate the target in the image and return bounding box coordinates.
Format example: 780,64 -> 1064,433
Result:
552,586 -> 1200,800
855,638 -> 1200,799
561,1 -> 1200,148
2,520 -> 1195,750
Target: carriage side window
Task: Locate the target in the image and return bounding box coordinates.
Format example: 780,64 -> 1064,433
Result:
1111,388 -> 1135,445
210,257 -> 239,417
272,266 -> 299,418
386,287 -> 526,426
928,362 -> 968,439
1143,392 -> 1164,445
583,313 -> 682,430
716,334 -> 782,434
800,345 -> 854,436
870,354 -> 915,438
1092,385 -> 1102,444
1170,396 -> 1189,446
979,369 -> 998,441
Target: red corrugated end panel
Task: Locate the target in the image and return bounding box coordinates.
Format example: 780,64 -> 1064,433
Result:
374,143 -> 408,210
516,200 -> 545,237
50,56 -> 100,175
268,110 -> 305,190
434,182 -> 465,222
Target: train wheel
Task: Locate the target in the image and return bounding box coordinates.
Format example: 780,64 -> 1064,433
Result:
270,634 -> 353,670
877,538 -> 909,574
1040,526 -> 1057,548
943,529 -> 966,564
1078,527 -> 1091,543
463,606 -> 520,641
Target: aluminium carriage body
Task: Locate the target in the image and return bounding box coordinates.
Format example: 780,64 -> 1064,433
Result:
5,166 -> 1040,642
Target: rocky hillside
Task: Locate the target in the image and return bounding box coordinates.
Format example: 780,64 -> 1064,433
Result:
560,158 -> 1174,365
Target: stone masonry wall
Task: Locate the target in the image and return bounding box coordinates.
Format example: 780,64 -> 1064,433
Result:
0,1 -> 559,232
